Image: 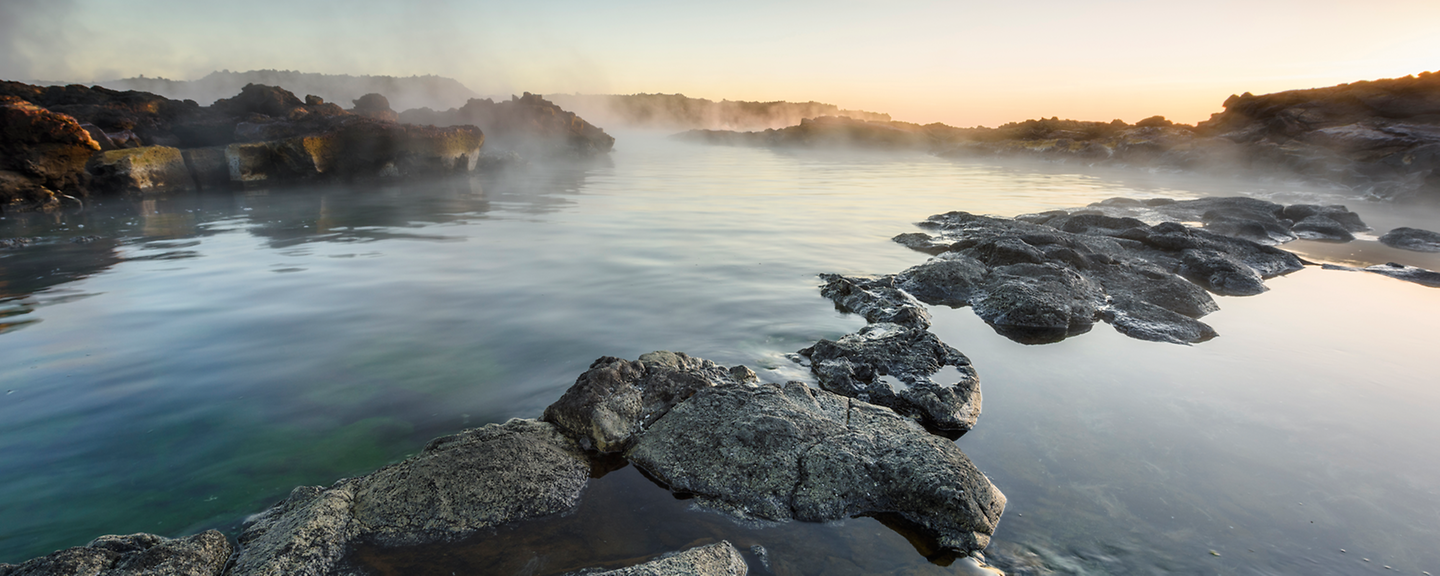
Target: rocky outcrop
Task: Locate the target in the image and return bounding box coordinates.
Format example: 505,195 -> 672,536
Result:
87,146 -> 195,194
1379,227 -> 1440,252
399,92 -> 614,156
1,95 -> 101,211
0,80 -> 616,212
228,418 -> 591,575
542,352 -> 755,453
0,531 -> 231,576
348,94 -> 398,122
571,541 -> 748,576
626,381 -> 1005,553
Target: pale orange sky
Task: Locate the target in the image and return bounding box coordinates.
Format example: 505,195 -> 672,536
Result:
3,0 -> 1437,127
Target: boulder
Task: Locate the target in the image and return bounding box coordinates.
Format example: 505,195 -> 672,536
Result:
574,541 -> 748,576
0,531 -> 231,576
542,352 -> 753,453
1,95 -> 101,210
350,93 -> 399,122
228,418 -> 591,575
87,146 -> 195,194
817,274 -> 931,328
800,322 -> 981,435
626,381 -> 1006,555
1379,227 -> 1440,252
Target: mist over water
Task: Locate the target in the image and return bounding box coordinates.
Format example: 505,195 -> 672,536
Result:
2,133 -> 1439,574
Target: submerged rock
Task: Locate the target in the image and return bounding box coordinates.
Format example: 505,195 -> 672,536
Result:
572,541 -> 748,576
627,381 -> 1005,554
1379,227 -> 1440,252
0,531 -> 231,576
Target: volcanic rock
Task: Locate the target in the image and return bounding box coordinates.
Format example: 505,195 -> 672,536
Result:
1,95 -> 101,210
542,351 -> 754,453
626,380 -> 1006,555
399,92 -> 613,157
575,541 -> 748,576
227,418 -> 591,575
844,208 -> 1306,344
1379,227 -> 1440,252
0,531 -> 231,576
87,146 -> 195,194
799,322 -> 981,435
350,93 -> 399,123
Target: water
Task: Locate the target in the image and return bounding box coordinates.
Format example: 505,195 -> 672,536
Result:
2,132 -> 1438,574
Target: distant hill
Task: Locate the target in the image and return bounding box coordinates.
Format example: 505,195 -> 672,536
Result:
67,70 -> 479,112
544,93 -> 891,131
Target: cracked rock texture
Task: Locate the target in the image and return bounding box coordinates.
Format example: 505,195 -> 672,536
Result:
0,531 -> 231,576
569,541 -> 748,576
227,418 -> 590,575
625,381 -> 1006,554
543,351 -> 756,453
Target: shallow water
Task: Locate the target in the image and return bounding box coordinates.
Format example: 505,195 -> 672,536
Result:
2,133 -> 1438,574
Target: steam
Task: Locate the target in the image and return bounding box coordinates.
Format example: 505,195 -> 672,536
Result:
0,0 -> 79,81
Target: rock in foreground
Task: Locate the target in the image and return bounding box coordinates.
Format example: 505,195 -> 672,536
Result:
627,381 -> 1005,553
229,418 -> 591,575
573,541 -> 748,576
0,531 -> 231,576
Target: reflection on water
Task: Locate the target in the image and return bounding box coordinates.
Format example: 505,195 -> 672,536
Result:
1,133 -> 1439,575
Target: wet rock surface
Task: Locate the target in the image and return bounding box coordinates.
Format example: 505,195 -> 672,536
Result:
0,531 -> 231,576
1379,227 -> 1440,252
543,352 -> 754,453
568,541 -> 748,576
227,418 -> 592,575
879,209 -> 1282,344
626,381 -> 1005,554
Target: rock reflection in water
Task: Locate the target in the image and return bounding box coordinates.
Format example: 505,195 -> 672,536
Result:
344,463 -> 962,576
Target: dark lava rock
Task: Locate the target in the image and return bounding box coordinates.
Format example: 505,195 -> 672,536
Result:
398,92 -> 614,156
542,351 -> 755,453
350,93 -> 399,123
1362,262 -> 1440,288
0,531 -> 231,576
800,322 -> 981,435
1,95 -> 102,210
228,418 -> 590,575
817,273 -> 932,328
1379,227 -> 1440,252
879,210 -> 1254,344
1059,196 -> 1371,246
626,381 -> 1006,555
573,541 -> 748,576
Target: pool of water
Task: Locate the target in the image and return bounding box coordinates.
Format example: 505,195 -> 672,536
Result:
2,132 -> 1438,574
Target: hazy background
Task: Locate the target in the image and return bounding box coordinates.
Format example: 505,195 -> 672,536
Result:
3,0 -> 1438,126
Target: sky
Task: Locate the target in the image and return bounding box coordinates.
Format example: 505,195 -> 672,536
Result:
3,0 -> 1438,127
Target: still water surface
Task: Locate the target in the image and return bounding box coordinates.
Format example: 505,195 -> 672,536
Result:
2,133 -> 1438,574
